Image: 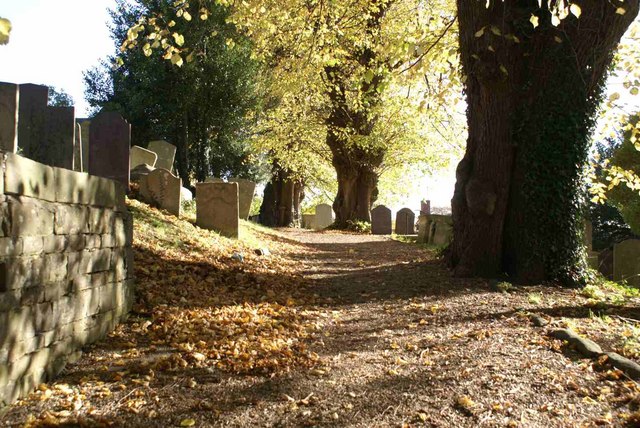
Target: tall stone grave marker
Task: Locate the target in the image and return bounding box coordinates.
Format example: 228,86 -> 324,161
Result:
77,119 -> 91,171
130,146 -> 158,169
420,200 -> 431,215
315,204 -> 333,230
0,82 -> 18,152
140,168 -> 182,217
417,214 -> 428,243
613,239 -> 640,287
196,182 -> 239,238
17,83 -> 48,158
229,178 -> 256,220
395,208 -> 416,235
43,106 -> 75,169
371,205 -> 392,235
89,111 -> 131,189
73,123 -> 83,171
148,140 -> 176,172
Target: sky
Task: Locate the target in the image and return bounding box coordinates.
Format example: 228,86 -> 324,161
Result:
0,0 -> 116,117
0,3 -> 638,210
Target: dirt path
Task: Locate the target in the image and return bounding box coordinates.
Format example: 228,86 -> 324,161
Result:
2,226 -> 640,427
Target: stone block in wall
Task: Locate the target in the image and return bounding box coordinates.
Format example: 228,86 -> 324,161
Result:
4,153 -> 55,202
54,204 -> 89,235
9,197 -> 55,238
67,235 -> 85,252
21,236 -> 44,256
44,235 -> 68,253
88,208 -> 115,234
0,236 -> 22,257
0,256 -> 46,292
84,234 -> 101,250
0,289 -> 20,312
54,167 -> 125,209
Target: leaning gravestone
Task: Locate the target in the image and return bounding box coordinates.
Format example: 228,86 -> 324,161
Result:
315,204 -> 333,230
17,83 -> 48,159
77,119 -> 91,171
371,205 -> 392,235
613,239 -> 640,287
148,140 -> 176,172
42,106 -> 75,169
130,146 -> 158,169
140,168 -> 182,217
228,178 -> 256,220
395,208 -> 416,235
0,82 -> 18,152
196,182 -> 239,238
89,111 -> 131,189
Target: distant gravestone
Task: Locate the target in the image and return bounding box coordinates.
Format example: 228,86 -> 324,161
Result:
613,239 -> 640,287
395,208 -> 416,235
130,146 -> 158,169
301,214 -> 316,229
73,123 -> 83,171
0,82 -> 18,152
17,83 -> 48,158
78,119 -> 91,171
315,204 -> 333,230
140,168 -> 182,217
420,200 -> 431,215
196,182 -> 239,238
89,111 -> 131,188
417,214 -> 428,243
42,106 -> 75,169
229,178 -> 256,220
148,140 -> 176,172
371,205 -> 392,235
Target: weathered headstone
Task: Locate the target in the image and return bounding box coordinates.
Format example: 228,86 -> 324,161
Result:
420,200 -> 431,215
0,82 -> 19,152
130,146 -> 158,169
301,214 -> 316,229
17,83 -> 48,158
315,204 -> 333,230
89,111 -> 131,188
417,214 -> 428,243
395,208 -> 416,235
371,205 -> 392,235
196,182 -> 239,238
148,140 -> 176,172
431,215 -> 453,246
613,239 -> 640,287
77,119 -> 91,171
73,123 -> 83,171
42,106 -> 75,169
140,168 -> 182,217
228,178 -> 256,220
205,177 -> 224,183
131,164 -> 155,182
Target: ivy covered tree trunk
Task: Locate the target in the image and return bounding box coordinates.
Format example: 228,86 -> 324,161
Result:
332,157 -> 380,226
259,167 -> 304,227
451,0 -> 639,285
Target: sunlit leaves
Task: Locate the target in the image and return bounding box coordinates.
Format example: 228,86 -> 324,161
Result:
0,17 -> 11,45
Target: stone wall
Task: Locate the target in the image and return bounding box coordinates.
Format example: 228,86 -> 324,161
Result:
0,152 -> 134,406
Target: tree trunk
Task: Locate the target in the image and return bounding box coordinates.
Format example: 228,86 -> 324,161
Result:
259,167 -> 304,227
332,160 -> 378,226
451,0 -> 639,285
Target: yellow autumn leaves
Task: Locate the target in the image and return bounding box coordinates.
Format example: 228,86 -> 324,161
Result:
0,17 -> 12,45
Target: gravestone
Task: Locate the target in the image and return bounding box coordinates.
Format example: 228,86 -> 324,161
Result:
131,164 -> 155,182
0,82 -> 18,152
181,186 -> 193,202
77,119 -> 91,171
196,182 -> 239,238
17,83 -> 48,158
420,200 -> 431,215
73,123 -> 83,171
371,205 -> 392,235
598,248 -> 614,280
431,215 -> 453,246
205,177 -> 224,183
395,208 -> 416,235
301,214 -> 316,229
148,140 -> 176,172
315,204 -> 333,230
229,178 -> 256,220
613,239 -> 640,287
89,111 -> 131,188
417,214 -> 428,243
42,106 -> 75,169
140,168 -> 182,217
130,146 -> 158,169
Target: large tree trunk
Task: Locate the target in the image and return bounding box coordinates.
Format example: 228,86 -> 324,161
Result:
451,0 -> 639,285
332,160 -> 379,226
259,167 -> 305,227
